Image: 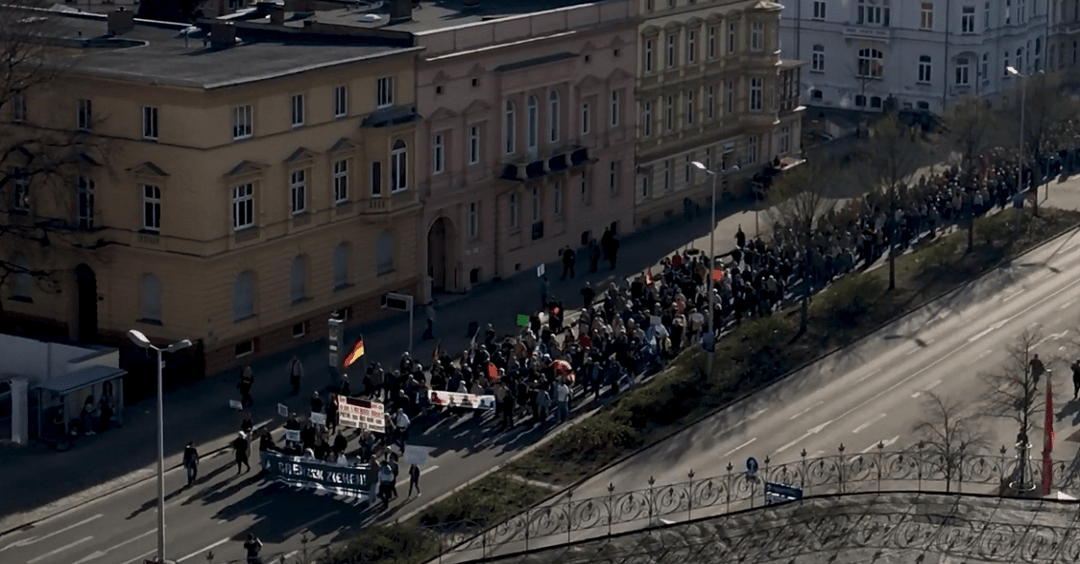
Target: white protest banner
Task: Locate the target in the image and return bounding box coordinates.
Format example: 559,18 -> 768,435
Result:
229,399 -> 243,410
278,403 -> 289,418
428,390 -> 496,410
310,412 -> 327,426
336,395 -> 386,433
404,445 -> 432,466
284,429 -> 301,443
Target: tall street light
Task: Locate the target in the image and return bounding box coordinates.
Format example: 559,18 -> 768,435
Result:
1005,66 -> 1043,211
692,161 -> 737,376
127,330 -> 192,564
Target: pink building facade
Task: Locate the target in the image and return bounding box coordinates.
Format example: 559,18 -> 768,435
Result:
414,1 -> 638,299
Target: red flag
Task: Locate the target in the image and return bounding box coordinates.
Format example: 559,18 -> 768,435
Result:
432,339 -> 442,360
1042,372 -> 1055,495
487,362 -> 498,382
713,268 -> 724,282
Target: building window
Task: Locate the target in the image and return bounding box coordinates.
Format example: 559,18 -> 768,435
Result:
370,161 -> 382,197
684,154 -> 692,183
142,106 -> 158,140
811,89 -> 823,100
686,90 -> 695,124
609,161 -> 618,195
290,94 -> 304,127
727,21 -> 738,54
750,21 -> 764,51
232,182 -> 254,230
377,77 -> 394,108
707,25 -> 717,58
531,186 -> 540,222
12,174 -> 29,213
663,160 -> 671,191
812,0 -> 826,19
610,90 -> 620,127
77,98 -> 92,131
433,134 -> 445,174
581,102 -> 591,135
334,85 -> 348,117
749,78 -> 762,111
746,135 -> 758,164
468,125 -> 481,165
871,96 -> 882,108
290,255 -> 307,303
77,175 -> 94,230
11,90 -> 25,123
856,0 -> 890,26
527,96 -> 538,149
778,126 -> 790,154
233,271 -> 255,320
918,55 -> 932,83
1003,51 -> 1010,75
553,181 -> 563,215
665,95 -> 674,131
580,171 -> 589,204
984,2 -> 990,30
917,101 -> 930,110
725,81 -> 734,114
982,52 -> 989,79
334,243 -> 350,289
549,91 -> 560,142
509,192 -> 519,229
955,57 -> 971,85
666,33 -> 677,68
855,94 -> 867,107
641,174 -> 651,199
706,85 -> 715,119
233,105 -> 253,140
687,29 -> 697,63
920,2 -> 933,29
1005,0 -> 1011,24
505,101 -> 516,154
142,184 -> 161,232
140,274 -> 162,323
645,38 -> 654,73
643,101 -> 652,136
290,169 -> 306,214
467,202 -> 478,239
376,230 -> 394,274
858,48 -> 884,78
391,140 -> 407,193
811,44 -> 825,72
961,6 -> 976,33
333,159 -> 349,203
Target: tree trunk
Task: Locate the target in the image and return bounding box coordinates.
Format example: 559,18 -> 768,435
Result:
888,242 -> 896,290
967,213 -> 975,253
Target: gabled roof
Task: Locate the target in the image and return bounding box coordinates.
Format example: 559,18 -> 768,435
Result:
328,137 -> 359,153
284,147 -> 319,163
127,161 -> 169,177
226,160 -> 269,178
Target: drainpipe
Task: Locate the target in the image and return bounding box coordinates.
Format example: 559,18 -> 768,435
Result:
943,0 -> 952,110
493,190 -> 501,281
795,0 -> 802,62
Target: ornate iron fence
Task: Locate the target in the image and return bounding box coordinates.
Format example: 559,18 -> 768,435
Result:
424,444 -> 1080,561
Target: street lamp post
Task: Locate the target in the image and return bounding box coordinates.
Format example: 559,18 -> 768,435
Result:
692,161 -> 737,376
1006,66 -> 1044,212
127,330 -> 192,564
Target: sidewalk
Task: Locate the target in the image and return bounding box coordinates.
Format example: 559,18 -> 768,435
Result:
0,197 -> 765,532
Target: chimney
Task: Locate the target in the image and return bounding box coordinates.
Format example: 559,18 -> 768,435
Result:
388,0 -> 412,23
107,7 -> 135,35
210,22 -> 237,49
269,4 -> 284,25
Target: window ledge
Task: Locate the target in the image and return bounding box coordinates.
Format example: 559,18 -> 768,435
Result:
291,296 -> 312,306
136,317 -> 162,326
9,295 -> 32,303
376,267 -> 395,277
234,314 -> 257,323
334,283 -> 354,292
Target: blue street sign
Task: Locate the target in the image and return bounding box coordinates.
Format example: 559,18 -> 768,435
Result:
746,457 -> 759,475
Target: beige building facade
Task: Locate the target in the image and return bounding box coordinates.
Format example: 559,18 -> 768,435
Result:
633,0 -> 803,228
1,11 -> 422,373
411,1 -> 639,298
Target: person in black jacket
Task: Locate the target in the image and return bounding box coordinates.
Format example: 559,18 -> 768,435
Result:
183,441 -> 199,485
232,432 -> 251,475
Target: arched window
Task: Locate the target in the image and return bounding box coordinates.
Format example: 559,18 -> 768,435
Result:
390,140 -> 407,193
290,255 -> 307,303
376,230 -> 395,274
10,254 -> 31,301
139,274 -> 162,322
857,48 -> 883,78
233,270 -> 255,320
527,95 -> 538,150
505,101 -> 516,154
549,91 -> 560,143
333,242 -> 350,289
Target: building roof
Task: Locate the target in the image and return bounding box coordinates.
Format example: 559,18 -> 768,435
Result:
39,10 -> 417,89
306,0 -> 601,34
37,365 -> 126,395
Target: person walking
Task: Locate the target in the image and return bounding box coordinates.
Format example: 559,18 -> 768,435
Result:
1072,359 -> 1080,400
422,301 -> 436,340
238,366 -> 255,408
1030,354 -> 1046,385
310,391 -> 323,414
555,380 -> 570,424
243,533 -> 263,564
232,431 -> 251,475
560,246 -> 576,280
392,408 -> 411,450
288,354 -> 304,396
408,463 -> 422,497
183,441 -> 199,486
580,282 -> 596,310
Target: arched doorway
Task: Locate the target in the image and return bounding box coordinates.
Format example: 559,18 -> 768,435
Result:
427,218 -> 449,293
75,264 -> 98,343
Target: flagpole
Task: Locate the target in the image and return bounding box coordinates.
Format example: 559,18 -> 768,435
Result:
1042,369 -> 1054,496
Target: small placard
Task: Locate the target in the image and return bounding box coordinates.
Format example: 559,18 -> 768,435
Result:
404,445 -> 431,466
311,412 -> 327,426
278,403 -> 289,418
229,399 -> 243,410
284,429 -> 301,443
536,263 -> 546,277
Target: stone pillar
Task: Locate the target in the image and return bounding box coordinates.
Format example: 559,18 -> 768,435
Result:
10,377 -> 29,445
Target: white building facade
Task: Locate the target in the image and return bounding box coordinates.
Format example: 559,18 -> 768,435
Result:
781,0 -> 1050,113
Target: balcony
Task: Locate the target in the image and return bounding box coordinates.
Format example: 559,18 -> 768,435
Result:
358,189 -> 419,219
499,147 -> 593,182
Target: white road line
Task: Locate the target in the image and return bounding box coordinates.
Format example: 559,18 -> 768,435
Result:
119,550 -> 154,564
284,510 -> 341,538
852,413 -> 887,434
722,438 -> 757,458
789,401 -> 823,420
927,379 -> 942,390
1062,301 -> 1075,310
72,529 -> 156,564
852,368 -> 881,384
748,408 -> 768,421
26,536 -> 93,564
860,435 -> 902,453
1004,289 -> 1027,302
176,537 -> 231,563
776,432 -> 812,454
395,465 -> 439,489
1028,322 -> 1041,329
1,514 -> 103,551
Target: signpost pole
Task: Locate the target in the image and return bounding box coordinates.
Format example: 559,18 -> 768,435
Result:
408,295 -> 414,354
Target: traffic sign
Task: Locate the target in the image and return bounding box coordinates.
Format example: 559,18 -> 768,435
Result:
746,457 -> 759,476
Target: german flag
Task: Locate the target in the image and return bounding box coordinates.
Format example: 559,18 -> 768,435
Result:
343,336 -> 365,368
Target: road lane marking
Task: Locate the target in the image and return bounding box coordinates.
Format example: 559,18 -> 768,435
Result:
852,368 -> 881,384
748,408 -> 768,421
177,537 -> 231,563
776,432 -> 811,454
119,551 -> 154,564
395,465 -> 439,489
852,413 -> 887,434
72,529 -> 156,564
912,380 -> 940,399
26,536 -> 93,564
789,401 -> 823,420
722,438 -> 757,458
1062,301 -> 1075,310
860,435 -> 901,453
1035,330 -> 1070,348
1,514 -> 103,551
283,510 -> 341,538
1004,289 -> 1026,302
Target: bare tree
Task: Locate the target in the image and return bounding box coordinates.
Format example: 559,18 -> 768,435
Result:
912,391 -> 988,492
857,112 -> 930,290
941,96 -> 1002,252
766,157 -> 838,332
